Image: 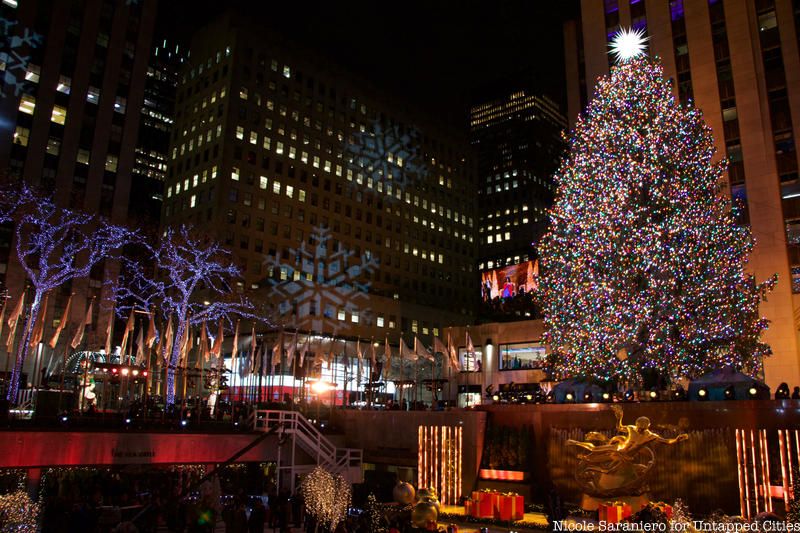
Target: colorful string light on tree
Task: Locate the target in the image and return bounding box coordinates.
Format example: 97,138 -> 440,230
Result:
538,50 -> 774,384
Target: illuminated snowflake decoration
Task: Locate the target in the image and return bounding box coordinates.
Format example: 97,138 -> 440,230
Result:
609,27 -> 648,63
264,225 -> 378,335
344,120 -> 427,203
0,16 -> 43,98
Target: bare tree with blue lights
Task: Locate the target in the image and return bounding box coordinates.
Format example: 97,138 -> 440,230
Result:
115,225 -> 262,406
6,190 -> 136,403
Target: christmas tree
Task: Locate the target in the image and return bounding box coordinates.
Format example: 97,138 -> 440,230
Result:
539,29 -> 774,384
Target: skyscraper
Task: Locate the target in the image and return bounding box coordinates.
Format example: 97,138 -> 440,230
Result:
0,0 -> 157,372
162,13 -> 477,343
470,91 -> 565,319
564,0 -> 800,388
129,38 -> 186,230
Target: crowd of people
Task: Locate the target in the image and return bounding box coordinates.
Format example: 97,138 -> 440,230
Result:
34,464 -> 307,532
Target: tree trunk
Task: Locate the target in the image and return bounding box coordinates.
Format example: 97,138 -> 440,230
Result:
165,317 -> 187,406
7,296 -> 41,404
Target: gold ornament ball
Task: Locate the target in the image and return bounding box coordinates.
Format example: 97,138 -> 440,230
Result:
393,481 -> 415,505
411,501 -> 439,528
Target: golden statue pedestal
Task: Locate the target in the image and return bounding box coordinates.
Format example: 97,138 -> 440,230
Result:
580,493 -> 650,513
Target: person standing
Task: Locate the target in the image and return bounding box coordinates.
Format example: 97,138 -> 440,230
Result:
249,498 -> 267,533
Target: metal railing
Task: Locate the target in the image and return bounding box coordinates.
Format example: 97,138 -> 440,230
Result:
253,409 -> 362,482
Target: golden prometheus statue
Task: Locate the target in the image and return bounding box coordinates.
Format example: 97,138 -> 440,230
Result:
567,405 -> 688,501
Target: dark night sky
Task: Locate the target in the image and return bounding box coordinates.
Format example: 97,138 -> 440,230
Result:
157,1 -> 578,129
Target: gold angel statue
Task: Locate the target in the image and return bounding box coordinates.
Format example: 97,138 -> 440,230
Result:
567,405 -> 688,498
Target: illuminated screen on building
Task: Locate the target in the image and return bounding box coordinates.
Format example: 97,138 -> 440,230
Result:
480,259 -> 538,301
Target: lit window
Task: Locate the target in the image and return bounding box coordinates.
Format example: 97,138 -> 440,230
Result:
433,328 -> 439,337
13,126 -> 29,146
24,64 -> 40,83
239,87 -> 248,100
86,87 -> 100,104
351,311 -> 359,323
276,141 -> 284,155
263,137 -> 271,150
272,181 -> 281,194
45,137 -> 60,155
289,146 -> 296,159
77,149 -> 90,165
212,165 -> 218,179
236,126 -> 244,140
282,65 -> 291,78
249,131 -> 257,144
18,94 -> 35,115
337,309 -> 346,321
167,186 -> 173,198
193,174 -> 199,187
105,154 -> 118,172
298,190 -> 306,202
412,320 -> 418,333
286,185 -> 294,198
259,176 -> 268,189
190,194 -> 196,208
377,316 -> 384,327
232,167 -> 240,181
114,96 -> 126,114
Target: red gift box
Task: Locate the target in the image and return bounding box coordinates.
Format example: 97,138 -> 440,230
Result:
471,490 -> 500,519
494,493 -> 524,521
598,502 -> 632,523
653,502 -> 673,519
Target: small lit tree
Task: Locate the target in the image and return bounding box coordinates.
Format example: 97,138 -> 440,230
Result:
6,191 -> 135,403
115,225 -> 260,406
301,466 -> 351,533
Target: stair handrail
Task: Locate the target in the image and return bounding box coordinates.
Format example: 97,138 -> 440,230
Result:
251,409 -> 362,478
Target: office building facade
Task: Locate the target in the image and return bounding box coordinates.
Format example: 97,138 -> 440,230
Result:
129,38 -> 185,230
470,91 -> 565,320
0,0 -> 157,376
162,14 -> 477,344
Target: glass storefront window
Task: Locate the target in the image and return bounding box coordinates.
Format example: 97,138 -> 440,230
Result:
458,347 -> 483,372
499,342 -> 546,371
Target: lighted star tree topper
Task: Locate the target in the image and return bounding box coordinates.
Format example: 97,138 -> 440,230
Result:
539,29 -> 774,383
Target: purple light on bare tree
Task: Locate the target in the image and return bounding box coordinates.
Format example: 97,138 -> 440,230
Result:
6,190 -> 136,403
0,181 -> 34,224
115,225 -> 263,406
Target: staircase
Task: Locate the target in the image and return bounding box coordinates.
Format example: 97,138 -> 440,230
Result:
252,410 -> 363,487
